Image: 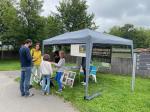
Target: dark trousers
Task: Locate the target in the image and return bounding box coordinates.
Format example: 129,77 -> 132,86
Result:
83,68 -> 86,82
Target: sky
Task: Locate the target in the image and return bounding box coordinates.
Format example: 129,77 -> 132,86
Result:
41,0 -> 150,32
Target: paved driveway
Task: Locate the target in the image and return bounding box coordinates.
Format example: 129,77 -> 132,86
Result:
0,71 -> 78,112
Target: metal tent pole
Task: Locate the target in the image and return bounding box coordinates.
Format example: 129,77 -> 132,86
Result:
84,42 -> 101,100
131,45 -> 136,92
84,41 -> 93,99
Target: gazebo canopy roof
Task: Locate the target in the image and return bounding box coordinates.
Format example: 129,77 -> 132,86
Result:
43,29 -> 133,46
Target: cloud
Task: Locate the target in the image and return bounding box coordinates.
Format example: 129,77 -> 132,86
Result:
41,0 -> 59,16
88,0 -> 150,31
41,0 -> 150,31
88,0 -> 149,18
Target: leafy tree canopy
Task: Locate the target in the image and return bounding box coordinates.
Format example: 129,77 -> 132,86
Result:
55,0 -> 97,32
109,24 -> 150,48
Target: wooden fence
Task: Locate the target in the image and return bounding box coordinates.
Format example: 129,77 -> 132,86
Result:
111,57 -> 150,77
0,51 -> 19,60
1,50 -> 150,77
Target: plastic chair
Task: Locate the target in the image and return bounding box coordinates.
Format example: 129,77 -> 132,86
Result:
79,66 -> 97,83
89,66 -> 97,83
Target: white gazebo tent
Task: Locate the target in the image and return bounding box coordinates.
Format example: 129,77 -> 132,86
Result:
43,29 -> 135,100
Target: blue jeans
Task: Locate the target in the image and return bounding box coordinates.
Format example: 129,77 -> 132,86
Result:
20,67 -> 31,96
55,72 -> 63,91
42,75 -> 50,94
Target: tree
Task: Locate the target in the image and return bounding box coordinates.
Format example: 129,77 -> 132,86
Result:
0,0 -> 98,51
44,15 -> 63,38
0,0 -> 19,46
18,0 -> 45,43
55,0 -> 97,32
109,24 -> 150,48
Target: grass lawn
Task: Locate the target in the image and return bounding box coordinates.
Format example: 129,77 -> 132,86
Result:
0,60 -> 20,71
59,74 -> 150,112
3,60 -> 149,112
26,73 -> 150,112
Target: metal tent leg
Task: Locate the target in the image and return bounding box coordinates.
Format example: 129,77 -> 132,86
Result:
84,92 -> 101,100
131,45 -> 136,92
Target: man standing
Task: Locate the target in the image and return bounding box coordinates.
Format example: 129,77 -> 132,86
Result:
19,39 -> 34,97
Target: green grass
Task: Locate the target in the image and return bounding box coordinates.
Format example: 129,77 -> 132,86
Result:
10,61 -> 150,112
59,74 -> 150,112
0,60 -> 20,71
14,73 -> 150,112
0,60 -> 75,71
16,73 -> 149,112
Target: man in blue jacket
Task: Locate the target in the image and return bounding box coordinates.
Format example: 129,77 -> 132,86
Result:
19,39 -> 34,97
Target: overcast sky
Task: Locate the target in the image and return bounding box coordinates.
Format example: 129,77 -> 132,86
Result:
41,0 -> 150,31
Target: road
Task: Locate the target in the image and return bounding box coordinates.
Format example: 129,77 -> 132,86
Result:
0,71 -> 78,112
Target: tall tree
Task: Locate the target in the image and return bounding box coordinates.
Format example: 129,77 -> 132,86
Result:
44,15 -> 63,38
0,0 -> 19,46
55,0 -> 97,32
18,0 -> 45,43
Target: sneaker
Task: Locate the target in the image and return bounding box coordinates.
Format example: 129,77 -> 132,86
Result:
21,94 -> 25,97
56,89 -> 62,94
46,93 -> 49,96
41,92 -> 45,96
25,93 -> 34,97
58,89 -> 62,92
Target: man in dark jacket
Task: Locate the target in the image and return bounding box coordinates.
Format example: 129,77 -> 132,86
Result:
19,39 -> 33,97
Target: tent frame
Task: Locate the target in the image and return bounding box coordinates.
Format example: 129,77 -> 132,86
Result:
42,29 -> 135,100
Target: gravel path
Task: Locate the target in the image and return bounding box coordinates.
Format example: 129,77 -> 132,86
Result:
0,71 -> 78,112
